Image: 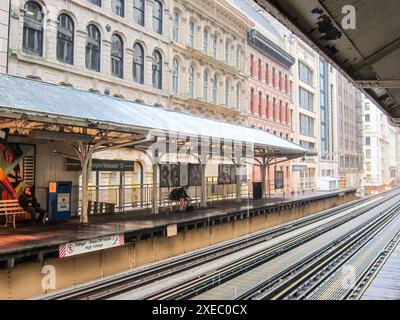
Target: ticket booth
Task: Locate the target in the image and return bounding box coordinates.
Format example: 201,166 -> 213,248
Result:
48,181 -> 72,221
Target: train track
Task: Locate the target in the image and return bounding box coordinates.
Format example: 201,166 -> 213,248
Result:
247,202 -> 400,300
143,196 -> 400,300
38,190 -> 398,300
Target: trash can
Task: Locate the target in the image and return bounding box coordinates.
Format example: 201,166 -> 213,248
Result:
253,182 -> 263,199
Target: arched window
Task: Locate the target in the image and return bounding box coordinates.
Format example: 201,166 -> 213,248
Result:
212,34 -> 218,59
152,50 -> 162,89
23,2 -> 43,56
236,83 -> 240,108
189,21 -> 195,48
173,11 -> 179,42
85,24 -> 100,72
112,0 -> 124,17
133,0 -> 145,26
172,59 -> 179,94
153,0 -> 163,34
212,76 -> 217,104
203,28 -> 209,54
225,79 -> 229,106
189,65 -> 195,98
133,42 -> 144,84
225,40 -> 229,64
57,14 -> 74,64
203,71 -> 208,101
111,34 -> 123,78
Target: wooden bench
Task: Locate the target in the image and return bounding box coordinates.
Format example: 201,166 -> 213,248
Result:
0,199 -> 26,228
161,192 -> 179,212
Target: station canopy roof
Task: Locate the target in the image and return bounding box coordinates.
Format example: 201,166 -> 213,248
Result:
0,73 -> 311,158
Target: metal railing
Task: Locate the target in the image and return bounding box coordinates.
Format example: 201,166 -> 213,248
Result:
35,176 -> 350,216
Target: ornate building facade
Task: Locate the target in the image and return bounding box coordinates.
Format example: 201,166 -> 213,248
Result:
168,0 -> 253,123
8,0 -> 171,106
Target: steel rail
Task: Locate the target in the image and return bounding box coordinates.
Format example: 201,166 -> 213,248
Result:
249,204 -> 400,300
140,195 -> 400,300
39,193 -> 386,300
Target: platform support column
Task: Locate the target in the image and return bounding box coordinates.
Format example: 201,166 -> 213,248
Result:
152,163 -> 159,214
261,158 -> 267,199
235,164 -> 242,202
81,150 -> 93,224
201,163 -> 207,207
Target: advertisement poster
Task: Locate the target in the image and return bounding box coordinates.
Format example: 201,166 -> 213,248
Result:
0,141 -> 35,200
188,164 -> 202,186
274,170 -> 284,189
160,164 -> 171,187
218,164 -> 237,185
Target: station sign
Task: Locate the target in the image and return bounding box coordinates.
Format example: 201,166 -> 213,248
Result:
59,234 -> 125,258
66,158 -> 135,171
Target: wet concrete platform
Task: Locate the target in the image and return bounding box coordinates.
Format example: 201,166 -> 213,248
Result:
0,189 -> 354,261
362,240 -> 400,300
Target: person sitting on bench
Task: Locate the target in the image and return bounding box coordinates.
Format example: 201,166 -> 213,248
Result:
169,185 -> 192,212
177,185 -> 192,211
18,186 -> 46,225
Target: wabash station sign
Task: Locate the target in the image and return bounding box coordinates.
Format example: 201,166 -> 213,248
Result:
66,158 -> 135,171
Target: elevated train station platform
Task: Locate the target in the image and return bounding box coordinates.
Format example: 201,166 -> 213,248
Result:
0,189 -> 355,264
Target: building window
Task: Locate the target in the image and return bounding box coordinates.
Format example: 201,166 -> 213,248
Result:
112,0 -> 124,17
172,59 -> 179,94
23,2 -> 43,56
300,114 -> 314,137
203,71 -> 208,101
365,149 -> 371,159
203,28 -> 209,54
85,24 -> 100,72
265,63 -> 269,83
57,14 -> 74,64
189,21 -> 195,48
258,59 -> 262,81
258,91 -> 262,116
88,0 -> 101,6
212,76 -> 217,104
152,50 -> 162,89
364,102 -> 370,111
299,87 -> 313,111
213,34 -> 218,58
299,61 -> 313,86
133,42 -> 144,84
173,11 -> 179,42
236,84 -> 240,108
189,65 -> 195,98
225,80 -> 229,106
236,47 -> 240,69
225,40 -> 229,64
111,34 -> 123,78
365,137 -> 371,145
153,0 -> 163,34
365,114 -> 370,122
133,0 -> 145,26
250,54 -> 254,77
272,67 -> 275,87
250,88 -> 254,113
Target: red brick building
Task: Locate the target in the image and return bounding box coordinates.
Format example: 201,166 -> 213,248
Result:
246,29 -> 295,192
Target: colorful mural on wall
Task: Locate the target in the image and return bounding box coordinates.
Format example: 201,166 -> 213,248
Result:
0,141 -> 35,200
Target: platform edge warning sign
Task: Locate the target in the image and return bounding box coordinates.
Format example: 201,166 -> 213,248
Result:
59,234 -> 125,258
